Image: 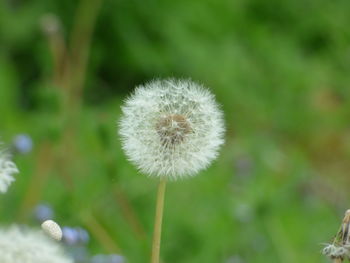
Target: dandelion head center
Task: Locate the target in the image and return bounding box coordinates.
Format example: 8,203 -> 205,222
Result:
156,114 -> 192,145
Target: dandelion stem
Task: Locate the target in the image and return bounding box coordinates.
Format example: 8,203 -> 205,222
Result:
332,258 -> 343,263
151,178 -> 167,263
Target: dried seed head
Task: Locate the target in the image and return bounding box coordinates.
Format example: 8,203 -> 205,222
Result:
323,209 -> 350,261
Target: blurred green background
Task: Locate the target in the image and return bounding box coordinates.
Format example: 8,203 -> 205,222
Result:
1,0 -> 350,262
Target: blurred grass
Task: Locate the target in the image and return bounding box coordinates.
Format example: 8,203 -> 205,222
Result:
1,0 -> 350,262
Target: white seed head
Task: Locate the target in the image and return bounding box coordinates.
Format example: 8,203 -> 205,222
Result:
119,79 -> 225,179
0,152 -> 19,194
41,220 -> 63,241
323,244 -> 338,257
0,226 -> 72,263
323,244 -> 350,259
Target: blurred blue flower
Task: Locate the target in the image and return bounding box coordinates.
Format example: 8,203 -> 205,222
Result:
62,226 -> 90,246
12,134 -> 33,154
34,204 -> 54,222
62,227 -> 80,245
76,227 -> 90,244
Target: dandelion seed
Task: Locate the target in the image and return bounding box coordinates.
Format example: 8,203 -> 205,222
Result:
41,220 -> 63,241
119,78 -> 225,179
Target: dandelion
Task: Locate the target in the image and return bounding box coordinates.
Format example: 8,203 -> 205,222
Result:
0,226 -> 72,263
0,151 -> 19,194
323,209 -> 350,262
119,79 -> 225,263
119,78 -> 225,179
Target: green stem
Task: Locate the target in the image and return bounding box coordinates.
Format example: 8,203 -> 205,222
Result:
332,258 -> 343,263
151,178 -> 167,263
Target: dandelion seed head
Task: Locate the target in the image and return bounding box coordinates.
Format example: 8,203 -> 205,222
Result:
0,151 -> 19,194
323,244 -> 350,259
119,79 -> 225,179
322,244 -> 335,256
0,226 -> 72,263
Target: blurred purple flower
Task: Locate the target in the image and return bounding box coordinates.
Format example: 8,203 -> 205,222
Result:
12,134 -> 33,154
62,227 -> 80,245
34,204 -> 54,222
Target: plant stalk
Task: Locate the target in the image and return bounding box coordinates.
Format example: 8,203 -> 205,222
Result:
151,178 -> 167,263
332,258 -> 343,263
